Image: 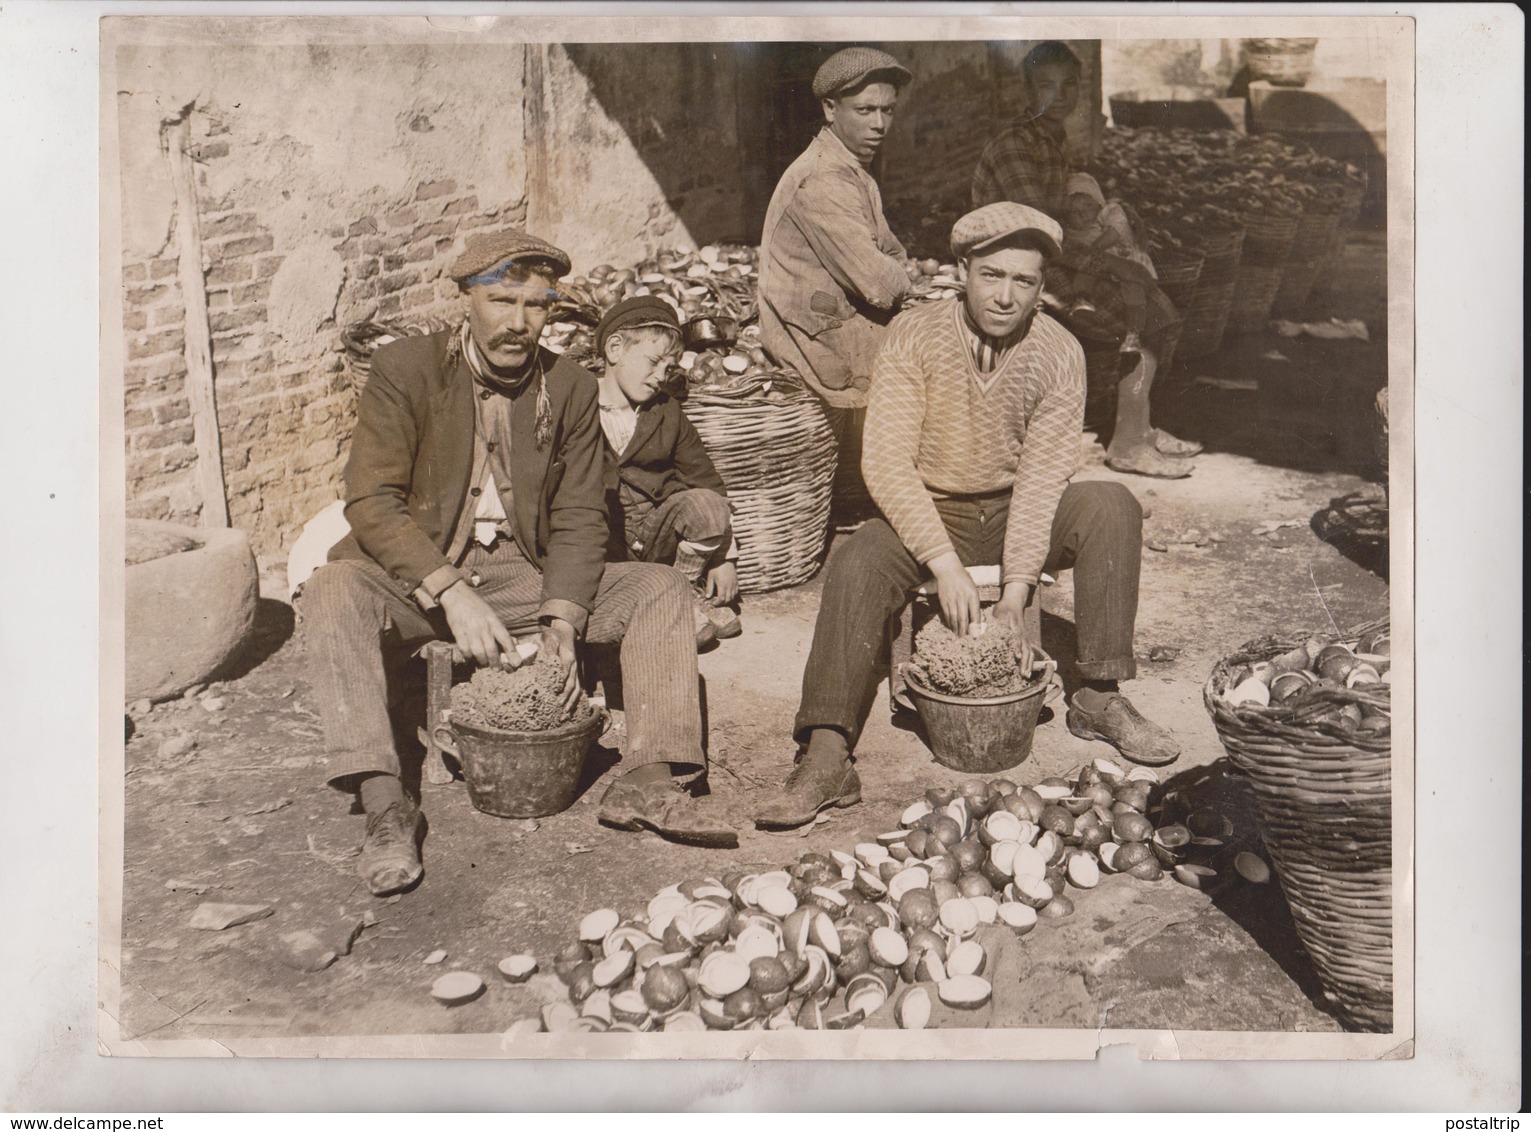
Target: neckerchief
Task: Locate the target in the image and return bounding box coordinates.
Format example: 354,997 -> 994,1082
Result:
456,320 -> 553,449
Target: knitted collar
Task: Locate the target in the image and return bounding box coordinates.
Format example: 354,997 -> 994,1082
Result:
961,304 -> 1037,359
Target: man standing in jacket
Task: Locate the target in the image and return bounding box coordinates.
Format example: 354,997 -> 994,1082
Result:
301,229 -> 736,898
758,46 -> 914,521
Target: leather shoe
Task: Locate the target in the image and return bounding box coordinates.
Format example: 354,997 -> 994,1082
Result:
357,801 -> 424,896
706,603 -> 743,640
597,778 -> 738,848
1066,688 -> 1180,766
752,757 -> 862,830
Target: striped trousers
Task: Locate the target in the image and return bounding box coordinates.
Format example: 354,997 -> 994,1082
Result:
298,540 -> 703,788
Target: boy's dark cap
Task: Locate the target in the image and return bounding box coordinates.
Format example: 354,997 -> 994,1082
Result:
595,296 -> 681,356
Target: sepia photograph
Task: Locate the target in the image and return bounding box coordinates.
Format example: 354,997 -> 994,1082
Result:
99,11 -> 1416,1061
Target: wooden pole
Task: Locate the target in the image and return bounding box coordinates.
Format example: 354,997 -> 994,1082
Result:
523,43 -> 551,235
163,111 -> 230,529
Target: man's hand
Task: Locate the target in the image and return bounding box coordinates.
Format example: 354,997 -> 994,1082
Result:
928,552 -> 982,639
704,561 -> 739,606
439,581 -> 516,669
539,618 -> 581,710
990,583 -> 1044,675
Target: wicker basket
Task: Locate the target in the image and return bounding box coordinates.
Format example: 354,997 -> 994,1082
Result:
1153,248 -> 1204,312
682,380 -> 837,594
1227,263 -> 1285,334
1175,227 -> 1243,360
1242,38 -> 1319,87
1204,620 -> 1393,1032
1239,211 -> 1301,268
1272,207 -> 1344,317
1313,179 -> 1371,294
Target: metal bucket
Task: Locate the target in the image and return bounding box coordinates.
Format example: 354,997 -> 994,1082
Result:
902,670 -> 1049,773
433,708 -> 607,819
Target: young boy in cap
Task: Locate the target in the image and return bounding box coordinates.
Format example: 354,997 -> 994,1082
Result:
753,202 -> 1179,830
593,296 -> 742,645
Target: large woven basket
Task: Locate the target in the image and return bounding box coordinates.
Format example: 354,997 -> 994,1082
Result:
1242,38 -> 1319,87
682,380 -> 836,594
1204,619 -> 1393,1032
1153,248 -> 1204,312
1176,227 -> 1244,360
1227,263 -> 1285,334
1272,206 -> 1344,316
1312,179 -> 1370,295
1239,211 -> 1301,268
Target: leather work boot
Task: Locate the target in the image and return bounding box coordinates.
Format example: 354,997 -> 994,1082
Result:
357,800 -> 424,896
597,778 -> 738,848
1066,688 -> 1181,767
1151,428 -> 1204,458
751,756 -> 862,830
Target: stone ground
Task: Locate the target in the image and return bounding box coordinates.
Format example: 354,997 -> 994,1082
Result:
113,234 -> 1390,1044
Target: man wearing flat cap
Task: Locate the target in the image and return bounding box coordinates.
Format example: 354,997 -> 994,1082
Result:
301,229 -> 736,897
754,203 -> 1179,829
758,45 -> 915,523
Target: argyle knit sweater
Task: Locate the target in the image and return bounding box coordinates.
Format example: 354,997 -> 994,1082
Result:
861,298 -> 1086,587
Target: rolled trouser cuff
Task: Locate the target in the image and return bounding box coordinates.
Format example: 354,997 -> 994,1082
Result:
1074,655 -> 1138,682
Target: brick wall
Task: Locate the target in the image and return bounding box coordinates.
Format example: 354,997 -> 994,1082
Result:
120,110 -> 525,564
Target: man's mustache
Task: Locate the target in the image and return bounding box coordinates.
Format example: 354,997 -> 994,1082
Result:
487,330 -> 534,351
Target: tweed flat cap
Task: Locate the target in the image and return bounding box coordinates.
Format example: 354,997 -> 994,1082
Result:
812,47 -> 913,100
594,295 -> 681,356
449,228 -> 572,284
950,202 -> 1063,260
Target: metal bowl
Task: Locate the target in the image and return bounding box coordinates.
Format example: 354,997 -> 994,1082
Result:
683,315 -> 738,351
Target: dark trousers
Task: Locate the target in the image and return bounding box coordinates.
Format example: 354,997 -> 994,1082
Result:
626,488 -> 732,567
299,541 -> 704,788
823,405 -> 874,516
794,481 -> 1143,749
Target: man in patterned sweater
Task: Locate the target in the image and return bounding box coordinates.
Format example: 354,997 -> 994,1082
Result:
754,203 -> 1179,830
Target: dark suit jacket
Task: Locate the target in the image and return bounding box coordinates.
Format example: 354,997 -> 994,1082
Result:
328,329 -> 607,630
603,393 -> 728,507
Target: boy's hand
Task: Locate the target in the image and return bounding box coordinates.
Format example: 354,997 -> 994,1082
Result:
704,562 -> 739,606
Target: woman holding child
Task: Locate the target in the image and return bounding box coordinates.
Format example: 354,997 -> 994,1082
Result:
972,40 -> 1202,479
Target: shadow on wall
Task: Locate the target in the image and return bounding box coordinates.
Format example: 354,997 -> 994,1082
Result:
559,41 -> 849,248
561,41 -> 1101,259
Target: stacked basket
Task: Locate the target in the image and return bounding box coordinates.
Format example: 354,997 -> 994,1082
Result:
1151,247 -> 1205,371
682,380 -> 837,594
1204,620 -> 1393,1032
1311,177 -> 1371,297
1176,226 -> 1245,360
1271,206 -> 1345,317
1228,211 -> 1300,334
1241,38 -> 1320,87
